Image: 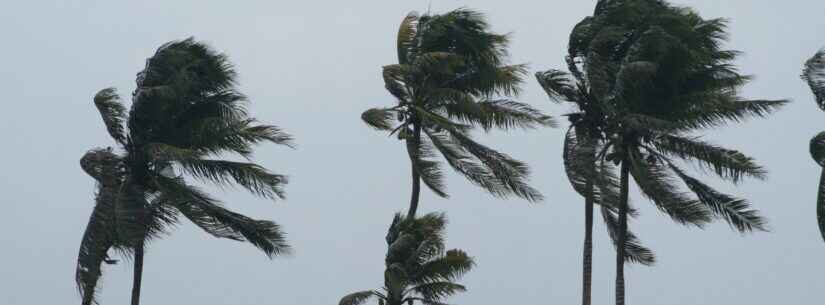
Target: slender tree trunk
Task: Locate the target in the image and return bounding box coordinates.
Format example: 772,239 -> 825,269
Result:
131,242 -> 145,305
582,182 -> 594,305
406,123 -> 423,219
616,160 -> 630,305
818,169 -> 825,242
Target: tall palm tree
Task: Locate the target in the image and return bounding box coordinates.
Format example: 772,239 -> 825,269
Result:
537,65 -> 654,305
339,212 -> 474,305
361,9 -> 554,218
76,38 -> 292,305
565,1 -> 787,304
803,49 -> 825,242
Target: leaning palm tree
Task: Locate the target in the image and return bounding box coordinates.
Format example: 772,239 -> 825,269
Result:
76,38 -> 292,305
339,212 -> 474,305
565,1 -> 787,304
803,49 -> 825,242
361,9 -> 554,218
77,147 -> 130,305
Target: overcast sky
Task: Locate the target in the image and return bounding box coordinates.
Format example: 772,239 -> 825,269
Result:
2,1 -> 824,304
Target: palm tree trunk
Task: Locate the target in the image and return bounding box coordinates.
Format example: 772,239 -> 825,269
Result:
582,181 -> 594,305
818,168 -> 825,242
406,123 -> 423,219
615,160 -> 630,305
131,242 -> 145,305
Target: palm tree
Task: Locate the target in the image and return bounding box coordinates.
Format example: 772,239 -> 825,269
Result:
77,147 -> 130,305
565,1 -> 787,304
361,9 -> 554,218
339,213 -> 474,305
803,49 -> 825,242
537,65 -> 654,305
76,38 -> 292,305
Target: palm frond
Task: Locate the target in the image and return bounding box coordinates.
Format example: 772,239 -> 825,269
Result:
654,134 -> 766,183
409,282 -> 466,301
535,69 -> 580,103
424,129 -> 505,198
339,291 -> 379,305
155,176 -> 290,257
803,49 -> 825,110
413,249 -> 474,285
180,159 -> 287,200
406,134 -> 448,198
600,205 -> 656,266
397,13 -> 419,64
362,108 -> 398,131
627,152 -> 712,227
669,164 -> 768,232
93,88 -> 127,144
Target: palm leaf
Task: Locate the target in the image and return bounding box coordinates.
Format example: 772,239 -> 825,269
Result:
93,88 -> 127,144
803,49 -> 825,110
600,205 -> 656,266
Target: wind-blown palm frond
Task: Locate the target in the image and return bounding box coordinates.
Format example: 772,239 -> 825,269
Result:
154,176 -> 290,257
339,291 -> 379,305
653,135 -> 766,183
803,49 -> 825,110
600,205 -> 655,266
628,152 -> 712,227
93,88 -> 128,145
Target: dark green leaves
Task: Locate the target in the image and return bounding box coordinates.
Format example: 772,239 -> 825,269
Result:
343,213 -> 472,305
364,9 -> 550,202
93,88 -> 127,145
803,49 -> 825,110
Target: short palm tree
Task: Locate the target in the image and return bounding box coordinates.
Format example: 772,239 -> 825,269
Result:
339,212 -> 474,305
361,9 -> 554,218
76,38 -> 292,305
565,1 -> 787,304
77,147 -> 129,305
803,49 -> 825,242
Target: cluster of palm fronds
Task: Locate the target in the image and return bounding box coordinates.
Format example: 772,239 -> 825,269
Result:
78,39 -> 291,305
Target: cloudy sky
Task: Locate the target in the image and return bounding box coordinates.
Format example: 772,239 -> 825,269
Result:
2,1 -> 824,304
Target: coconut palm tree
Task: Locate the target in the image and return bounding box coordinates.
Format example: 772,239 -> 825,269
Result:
77,147 -> 129,305
536,64 -> 654,305
361,9 -> 554,218
565,1 -> 787,304
803,49 -> 825,242
76,38 -> 292,305
339,212 -> 473,305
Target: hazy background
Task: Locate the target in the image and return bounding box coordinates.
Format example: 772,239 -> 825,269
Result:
2,1 -> 824,304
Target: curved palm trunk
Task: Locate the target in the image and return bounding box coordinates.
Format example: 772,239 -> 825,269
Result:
131,242 -> 145,305
406,123 -> 423,219
582,182 -> 594,305
615,160 -> 630,305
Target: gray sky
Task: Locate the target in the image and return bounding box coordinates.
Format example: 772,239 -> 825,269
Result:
2,1 -> 824,304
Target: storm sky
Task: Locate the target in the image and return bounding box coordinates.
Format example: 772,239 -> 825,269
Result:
2,1 -> 824,304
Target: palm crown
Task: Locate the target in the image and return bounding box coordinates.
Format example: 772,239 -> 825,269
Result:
361,9 -> 553,212
339,213 -> 474,305
567,0 -> 785,232
803,49 -> 825,242
77,38 -> 292,304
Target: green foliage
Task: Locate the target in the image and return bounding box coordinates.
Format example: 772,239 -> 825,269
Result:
77,38 -> 291,304
340,213 -> 474,305
563,0 -> 784,233
805,50 -> 825,242
362,9 -> 552,202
